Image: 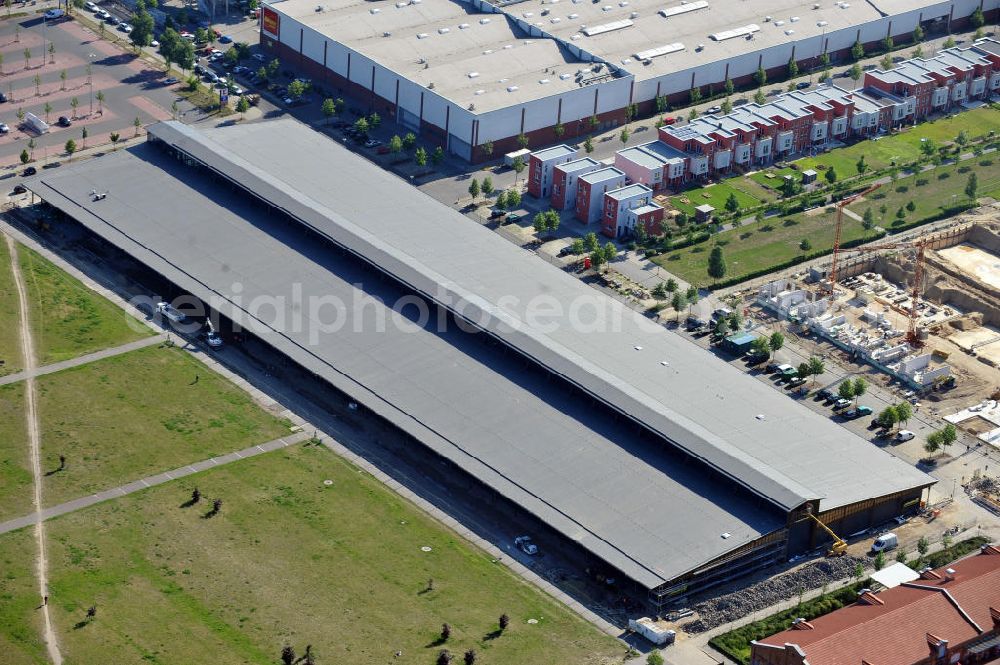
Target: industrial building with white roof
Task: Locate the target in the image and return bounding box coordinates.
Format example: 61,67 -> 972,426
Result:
259,0 -> 997,160
26,120 -> 935,609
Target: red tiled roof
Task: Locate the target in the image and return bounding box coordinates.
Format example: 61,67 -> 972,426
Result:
758,549 -> 1000,665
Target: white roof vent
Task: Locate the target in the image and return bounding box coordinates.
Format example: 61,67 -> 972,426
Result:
560,72 -> 572,79
629,11 -> 638,18
482,48 -> 494,54
479,17 -> 491,24
817,20 -> 828,26
498,77 -> 509,82
395,0 -> 408,6
468,71 -> 480,78
523,11 -> 534,17
474,89 -> 485,95
507,85 -> 519,92
568,12 -> 579,18
416,32 -> 429,38
412,0 -> 422,4
602,5 -> 612,10
550,17 -> 561,22
785,28 -> 794,34
571,34 -> 581,40
369,7 -> 380,13
619,0 -> 629,5
721,532 -> 732,539
774,19 -> 785,25
790,16 -> 799,22
539,78 -> 550,84
503,44 -> 513,49
438,27 -> 450,33
458,22 -> 469,29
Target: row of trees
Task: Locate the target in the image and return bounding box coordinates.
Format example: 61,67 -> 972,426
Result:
875,400 -> 914,430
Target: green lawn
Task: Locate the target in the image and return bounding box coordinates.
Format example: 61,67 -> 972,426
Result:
0,528 -> 46,665
797,108 -> 1000,175
656,154 -> 999,287
17,245 -> 150,365
670,182 -> 762,216
37,344 -> 291,507
748,167 -> 799,190
0,445 -> 623,665
0,239 -> 23,377
0,383 -> 33,523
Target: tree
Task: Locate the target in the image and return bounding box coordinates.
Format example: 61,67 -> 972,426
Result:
130,1 -> 155,50
917,536 -> 929,558
234,95 -> 250,120
69,96 -> 79,119
754,88 -> 767,105
925,430 -> 944,454
133,114 -> 142,136
880,54 -> 893,71
666,278 -> 677,292
689,86 -> 702,105
941,423 -> 957,449
721,97 -> 733,115
913,24 -> 924,43
807,356 -> 825,384
570,238 -> 584,254
468,178 -> 480,201
43,102 -> 52,123
603,241 -> 616,264
19,149 -> 29,165
23,48 -> 29,69
881,35 -> 893,53
769,331 -> 784,354
851,39 -> 865,61
414,146 -> 428,167
877,406 -> 899,430
441,623 -> 451,642
838,381 -> 855,401
906,200 -> 916,212
671,292 -> 686,320
437,650 -> 453,665
280,645 -> 296,665
751,336 -> 772,359
956,130 -> 968,147
944,36 -> 956,49
686,286 -> 699,314
481,176 -> 494,197
432,146 -> 445,166
175,40 -> 195,72
369,112 -> 381,129
402,132 -> 417,150
912,45 -> 924,59
65,138 -> 77,159
589,249 -> 605,271
713,317 -> 730,340
110,132 -> 121,149
81,126 -> 88,148
824,166 -> 838,185
851,377 -> 867,405
652,282 -> 668,300
894,401 -> 913,428
874,551 -> 886,571
584,232 -> 600,252
920,139 -> 937,159
494,190 -> 508,211
464,648 -> 477,665
856,155 -> 869,176
862,207 -> 876,234
788,57 -> 799,79
583,136 -> 594,154
619,127 -> 630,146
725,192 -> 740,214
388,135 -> 403,155
689,108 -> 699,121
970,6 -> 985,29
59,69 -> 67,91
32,73 -> 40,96
498,613 -> 510,632
707,246 -> 727,281
512,155 -> 526,184
647,651 -> 665,665
754,66 -> 767,87
287,79 -> 307,99
224,47 -> 239,68
516,133 -> 529,149
553,122 -> 565,139
965,171 -> 979,202
353,116 -> 369,136
896,550 -> 907,563
506,189 -> 521,209
321,98 -> 336,124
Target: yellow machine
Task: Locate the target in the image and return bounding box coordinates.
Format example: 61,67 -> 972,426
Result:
803,512 -> 848,557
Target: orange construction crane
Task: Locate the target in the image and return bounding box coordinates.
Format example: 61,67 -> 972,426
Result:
827,181 -> 882,293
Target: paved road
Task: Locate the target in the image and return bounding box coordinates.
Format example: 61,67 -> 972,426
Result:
0,332 -> 165,385
0,431 -> 310,535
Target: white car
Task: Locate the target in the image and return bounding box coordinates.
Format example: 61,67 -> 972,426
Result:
118,22 -> 132,33
155,301 -> 187,324
205,331 -> 223,348
0,123 -> 9,134
894,430 -> 915,442
150,39 -> 159,47
85,1 -> 98,10
513,536 -> 538,555
96,9 -> 110,19
252,53 -> 267,62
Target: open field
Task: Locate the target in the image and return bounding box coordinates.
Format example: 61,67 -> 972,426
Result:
17,245 -> 149,365
0,238 -> 23,377
36,344 -> 291,507
670,181 -> 762,216
0,528 -> 46,665
0,383 -> 33,523
796,107 -> 1000,174
0,444 -> 623,665
655,156 -> 998,287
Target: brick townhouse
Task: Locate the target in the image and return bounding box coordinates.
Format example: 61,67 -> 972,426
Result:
527,144 -> 576,199
600,183 -> 663,238
751,545 -> 1000,665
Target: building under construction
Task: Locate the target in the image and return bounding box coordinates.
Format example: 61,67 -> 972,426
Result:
24,120 -> 935,610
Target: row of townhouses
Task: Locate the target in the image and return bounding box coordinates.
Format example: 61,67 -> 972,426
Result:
527,38 -> 1000,239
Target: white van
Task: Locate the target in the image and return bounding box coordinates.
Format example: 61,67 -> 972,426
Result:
871,532 -> 898,553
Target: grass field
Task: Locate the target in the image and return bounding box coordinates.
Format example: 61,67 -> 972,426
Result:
36,344 -> 291,507
0,444 -> 623,665
796,108 -> 1000,174
0,528 -> 46,665
670,181 -> 762,216
0,383 -> 33,523
655,154 -> 999,287
17,245 -> 150,365
0,239 -> 24,377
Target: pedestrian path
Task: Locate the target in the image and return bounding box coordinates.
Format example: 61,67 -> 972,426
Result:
0,431 -> 311,536
0,333 -> 167,386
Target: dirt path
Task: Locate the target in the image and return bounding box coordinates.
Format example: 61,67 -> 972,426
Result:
5,233 -> 63,665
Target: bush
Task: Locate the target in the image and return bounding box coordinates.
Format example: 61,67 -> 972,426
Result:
938,172 -> 950,180
915,178 -> 929,187
923,536 -> 990,568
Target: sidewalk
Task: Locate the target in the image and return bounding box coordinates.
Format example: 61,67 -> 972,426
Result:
0,333 -> 165,386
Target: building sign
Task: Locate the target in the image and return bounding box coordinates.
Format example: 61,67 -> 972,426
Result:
262,6 -> 280,40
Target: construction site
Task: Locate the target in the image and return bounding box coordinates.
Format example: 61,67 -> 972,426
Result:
755,207 -> 1000,439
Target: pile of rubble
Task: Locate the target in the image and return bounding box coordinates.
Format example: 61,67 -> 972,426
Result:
683,556 -> 865,633
967,475 -> 999,495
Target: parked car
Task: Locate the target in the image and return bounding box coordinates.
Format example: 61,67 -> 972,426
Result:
0,123 -> 8,134
660,116 -> 677,125
118,22 -> 132,33
162,77 -> 179,86
85,1 -> 98,11
0,91 -> 7,103
817,387 -> 835,401
57,116 -> 72,127
252,52 -> 268,62
22,166 -> 37,176
12,184 -> 27,194
842,405 -> 873,419
832,398 -> 852,411
513,536 -> 538,555
43,8 -> 65,19
364,138 -> 381,148
104,13 -> 117,24
204,331 -> 223,348
796,81 -> 810,89
706,105 -> 722,114
180,31 -> 195,41
871,532 -> 898,553
894,430 -> 915,442
786,376 -> 807,389
96,9 -> 111,20
219,35 -> 233,43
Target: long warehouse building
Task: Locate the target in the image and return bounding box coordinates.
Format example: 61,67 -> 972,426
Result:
26,120 -> 934,609
259,0 -> 999,160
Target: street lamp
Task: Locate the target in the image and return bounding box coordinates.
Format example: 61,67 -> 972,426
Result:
88,54 -> 96,115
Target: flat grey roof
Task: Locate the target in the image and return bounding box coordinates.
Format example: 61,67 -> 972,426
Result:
29,143 -> 781,591
28,119 -> 933,586
143,119 -> 932,516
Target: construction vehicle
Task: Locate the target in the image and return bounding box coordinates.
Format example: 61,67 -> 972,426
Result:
827,181 -> 882,292
801,511 -> 848,557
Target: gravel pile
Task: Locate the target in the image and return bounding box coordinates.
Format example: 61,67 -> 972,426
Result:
683,556 -> 865,633
968,475 -> 999,495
